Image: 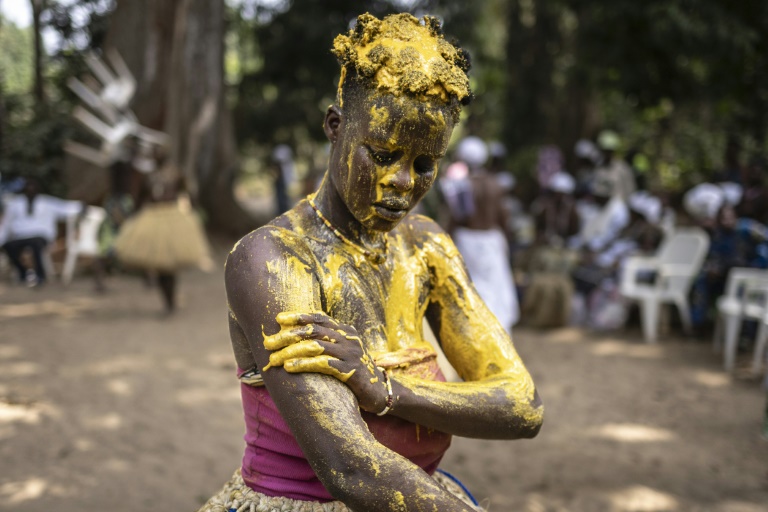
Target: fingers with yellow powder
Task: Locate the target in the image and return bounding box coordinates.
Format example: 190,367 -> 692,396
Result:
276,311 -> 335,327
267,339 -> 327,367
284,354 -> 355,382
262,310 -> 389,412
262,325 -> 316,351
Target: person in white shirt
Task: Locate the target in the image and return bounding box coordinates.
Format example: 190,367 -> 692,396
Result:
0,178 -> 84,286
570,178 -> 630,253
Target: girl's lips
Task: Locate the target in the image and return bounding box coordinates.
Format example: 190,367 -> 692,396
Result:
374,204 -> 408,220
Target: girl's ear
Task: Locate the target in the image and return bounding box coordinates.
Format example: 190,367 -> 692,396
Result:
323,105 -> 342,143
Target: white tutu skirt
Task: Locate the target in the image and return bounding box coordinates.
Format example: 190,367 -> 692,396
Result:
114,201 -> 212,272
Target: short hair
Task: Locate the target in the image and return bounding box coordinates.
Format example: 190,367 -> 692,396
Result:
332,13 -> 472,122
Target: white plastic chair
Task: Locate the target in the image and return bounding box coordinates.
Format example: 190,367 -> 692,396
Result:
714,268 -> 768,373
620,228 -> 710,343
62,206 -> 106,285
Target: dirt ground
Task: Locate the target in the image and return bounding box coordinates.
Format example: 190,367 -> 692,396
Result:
1,240 -> 767,512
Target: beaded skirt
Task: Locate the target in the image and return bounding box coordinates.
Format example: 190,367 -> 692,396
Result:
197,468 -> 483,512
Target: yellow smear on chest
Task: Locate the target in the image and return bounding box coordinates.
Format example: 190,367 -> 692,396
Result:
382,235 -> 430,353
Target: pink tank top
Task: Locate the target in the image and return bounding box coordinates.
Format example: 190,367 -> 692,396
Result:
239,372 -> 452,501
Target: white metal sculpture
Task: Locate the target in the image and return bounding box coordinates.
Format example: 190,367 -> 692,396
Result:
64,48 -> 168,168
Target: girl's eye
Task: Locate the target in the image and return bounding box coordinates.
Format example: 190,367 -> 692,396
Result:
414,156 -> 436,175
367,146 -> 397,165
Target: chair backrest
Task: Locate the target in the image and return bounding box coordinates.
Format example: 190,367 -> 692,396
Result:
655,227 -> 710,294
657,227 -> 710,273
723,267 -> 768,302
66,206 -> 107,256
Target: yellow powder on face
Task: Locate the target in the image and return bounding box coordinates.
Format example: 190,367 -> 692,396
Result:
337,66 -> 347,108
332,13 -> 470,103
369,104 -> 390,133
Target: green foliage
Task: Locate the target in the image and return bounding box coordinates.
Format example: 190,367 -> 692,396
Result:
496,0 -> 768,190
0,0 -> 114,195
0,16 -> 34,94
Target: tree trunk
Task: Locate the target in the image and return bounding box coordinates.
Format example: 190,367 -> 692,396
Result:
103,0 -> 258,236
502,0 -> 561,154
30,0 -> 45,105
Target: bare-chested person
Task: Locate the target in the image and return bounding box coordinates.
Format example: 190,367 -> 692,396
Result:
449,136 -> 519,333
200,13 -> 543,512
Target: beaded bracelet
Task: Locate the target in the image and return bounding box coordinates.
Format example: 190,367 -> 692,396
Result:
376,367 -> 394,416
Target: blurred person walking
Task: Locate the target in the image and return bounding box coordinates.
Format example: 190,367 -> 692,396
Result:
113,144 -> 211,314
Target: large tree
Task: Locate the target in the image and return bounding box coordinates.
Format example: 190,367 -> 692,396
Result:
104,0 -> 256,234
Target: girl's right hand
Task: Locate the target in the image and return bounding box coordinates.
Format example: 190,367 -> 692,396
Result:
262,312 -> 389,414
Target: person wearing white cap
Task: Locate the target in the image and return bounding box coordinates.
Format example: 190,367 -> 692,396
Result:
593,130 -> 636,201
447,136 -> 519,333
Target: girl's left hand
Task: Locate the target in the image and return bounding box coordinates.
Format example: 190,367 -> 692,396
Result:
262,312 -> 388,413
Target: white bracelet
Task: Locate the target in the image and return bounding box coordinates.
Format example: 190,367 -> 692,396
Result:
376,367 -> 394,416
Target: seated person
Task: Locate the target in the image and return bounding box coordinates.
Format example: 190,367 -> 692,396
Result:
0,177 -> 84,286
520,172 -> 580,328
200,13 -> 543,512
572,193 -> 664,302
569,178 -> 629,253
690,204 -> 768,332
530,171 -> 580,247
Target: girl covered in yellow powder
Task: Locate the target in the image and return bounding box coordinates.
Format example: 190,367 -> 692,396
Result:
201,13 -> 543,511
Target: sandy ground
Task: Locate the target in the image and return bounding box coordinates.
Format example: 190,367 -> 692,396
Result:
1,241 -> 767,512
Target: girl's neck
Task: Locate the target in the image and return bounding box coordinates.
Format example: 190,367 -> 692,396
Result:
312,173 -> 386,250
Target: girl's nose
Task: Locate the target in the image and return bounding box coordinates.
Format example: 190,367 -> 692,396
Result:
386,165 -> 415,192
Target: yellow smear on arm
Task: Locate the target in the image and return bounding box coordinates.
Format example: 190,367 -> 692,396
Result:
419,231 -> 544,428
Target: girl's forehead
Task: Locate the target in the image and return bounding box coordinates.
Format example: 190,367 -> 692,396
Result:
354,96 -> 451,140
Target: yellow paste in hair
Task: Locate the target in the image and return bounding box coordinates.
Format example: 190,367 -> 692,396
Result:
333,13 -> 470,103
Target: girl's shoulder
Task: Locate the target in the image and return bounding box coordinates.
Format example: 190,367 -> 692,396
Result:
227,204 -> 319,265
395,213 -> 459,258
